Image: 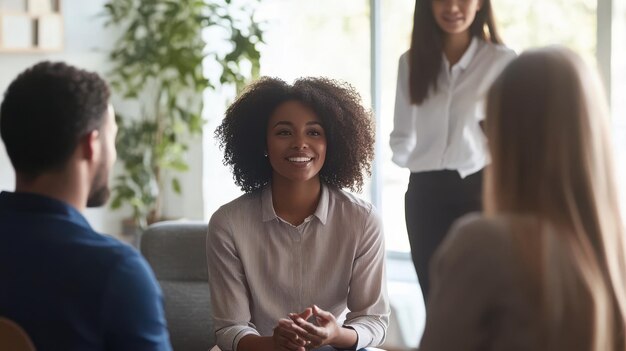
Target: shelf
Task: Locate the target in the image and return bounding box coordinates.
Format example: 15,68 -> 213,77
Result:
0,0 -> 63,53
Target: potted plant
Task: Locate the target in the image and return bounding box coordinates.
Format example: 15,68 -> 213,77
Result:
103,0 -> 263,232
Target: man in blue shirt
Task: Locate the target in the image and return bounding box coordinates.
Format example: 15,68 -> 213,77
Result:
0,62 -> 172,350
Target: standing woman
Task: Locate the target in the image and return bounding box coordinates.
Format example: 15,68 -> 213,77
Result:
390,0 -> 515,299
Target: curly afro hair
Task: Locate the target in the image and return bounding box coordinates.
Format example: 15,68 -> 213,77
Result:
215,76 -> 375,193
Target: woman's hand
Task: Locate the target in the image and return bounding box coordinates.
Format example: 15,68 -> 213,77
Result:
288,305 -> 344,349
272,317 -> 309,351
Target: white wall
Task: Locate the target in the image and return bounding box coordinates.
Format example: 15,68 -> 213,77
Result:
201,87 -> 243,221
0,0 -> 206,237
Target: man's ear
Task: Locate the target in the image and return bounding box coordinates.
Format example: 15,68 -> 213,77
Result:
80,130 -> 100,162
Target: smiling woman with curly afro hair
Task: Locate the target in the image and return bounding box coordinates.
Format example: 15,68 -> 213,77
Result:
208,77 -> 389,351
215,76 -> 375,193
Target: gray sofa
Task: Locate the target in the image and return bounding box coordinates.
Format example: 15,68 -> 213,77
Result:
140,221 -> 214,351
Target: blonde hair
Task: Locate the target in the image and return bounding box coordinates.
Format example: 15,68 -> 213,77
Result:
485,46 -> 626,350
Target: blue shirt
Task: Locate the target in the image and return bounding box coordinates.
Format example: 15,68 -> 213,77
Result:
0,191 -> 172,351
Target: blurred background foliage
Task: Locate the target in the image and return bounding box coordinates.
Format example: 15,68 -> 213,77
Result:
104,0 -> 263,227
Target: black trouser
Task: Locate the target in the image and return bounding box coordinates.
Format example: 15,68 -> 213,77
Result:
405,169 -> 483,301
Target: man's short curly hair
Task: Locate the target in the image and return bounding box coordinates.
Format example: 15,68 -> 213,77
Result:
0,61 -> 110,177
216,77 -> 375,193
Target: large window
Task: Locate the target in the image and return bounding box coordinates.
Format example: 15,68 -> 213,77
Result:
495,0 -> 597,63
378,0 -> 415,253
256,0 -> 370,92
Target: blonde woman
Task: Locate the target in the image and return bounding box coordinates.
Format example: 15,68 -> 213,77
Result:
419,46 -> 626,350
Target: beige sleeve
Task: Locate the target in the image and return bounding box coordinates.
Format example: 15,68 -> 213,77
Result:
206,206 -> 260,351
418,214 -> 514,351
344,206 -> 390,349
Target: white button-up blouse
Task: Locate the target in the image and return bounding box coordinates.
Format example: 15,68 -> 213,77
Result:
390,38 -> 516,178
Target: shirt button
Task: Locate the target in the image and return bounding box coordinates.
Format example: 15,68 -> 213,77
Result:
292,228 -> 301,242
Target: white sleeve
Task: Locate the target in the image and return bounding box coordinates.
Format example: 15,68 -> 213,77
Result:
390,52 -> 417,167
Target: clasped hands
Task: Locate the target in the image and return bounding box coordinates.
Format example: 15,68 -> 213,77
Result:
272,305 -> 340,351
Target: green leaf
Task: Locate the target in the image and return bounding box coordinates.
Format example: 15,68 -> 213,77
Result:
105,0 -> 263,224
172,178 -> 182,194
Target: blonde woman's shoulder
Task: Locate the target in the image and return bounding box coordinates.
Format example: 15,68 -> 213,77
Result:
435,213 -> 514,264
451,213 -> 511,241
